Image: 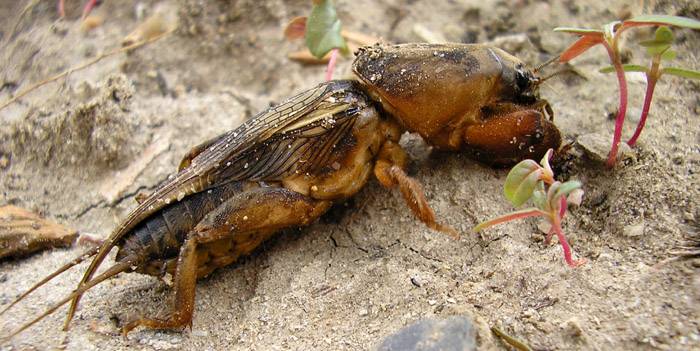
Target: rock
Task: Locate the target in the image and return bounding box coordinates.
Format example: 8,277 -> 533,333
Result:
377,316 -> 477,351
623,222 -> 645,238
410,275 -> 423,287
576,133 -> 634,164
0,205 -> 78,260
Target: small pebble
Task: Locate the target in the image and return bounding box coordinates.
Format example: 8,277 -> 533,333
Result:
410,275 -> 423,287
192,329 -> 209,337
623,222 -> 645,237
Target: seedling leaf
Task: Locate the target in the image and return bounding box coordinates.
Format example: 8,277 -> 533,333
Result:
599,64 -> 648,73
473,208 -> 545,232
532,183 -> 547,210
626,15 -> 700,29
654,26 -> 674,43
642,42 -> 671,56
551,180 -> 583,206
504,160 -> 541,207
662,67 -> 700,80
553,27 -> 604,35
545,182 -> 562,210
559,35 -> 604,62
638,39 -> 670,47
539,149 -> 554,172
660,49 -> 677,60
306,0 -> 349,58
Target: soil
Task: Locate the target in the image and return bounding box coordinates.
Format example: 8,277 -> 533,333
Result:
1,0 -> 698,350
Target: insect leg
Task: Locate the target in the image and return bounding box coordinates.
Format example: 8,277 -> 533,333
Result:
121,186 -> 331,335
373,141 -> 458,238
193,186 -> 332,246
463,108 -> 561,165
121,235 -> 199,336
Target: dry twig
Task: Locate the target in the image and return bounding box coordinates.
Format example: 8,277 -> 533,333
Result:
0,28 -> 176,112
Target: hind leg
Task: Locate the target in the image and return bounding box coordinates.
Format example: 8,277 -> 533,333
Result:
122,235 -> 198,335
122,186 -> 330,336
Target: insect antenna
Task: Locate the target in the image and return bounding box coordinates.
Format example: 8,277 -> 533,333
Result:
536,69 -> 569,86
1,254 -> 140,340
0,245 -> 100,317
534,54 -> 560,73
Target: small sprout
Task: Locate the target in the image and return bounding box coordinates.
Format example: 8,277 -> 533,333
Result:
474,150 -> 586,267
598,25 -> 700,147
305,0 -> 349,59
283,0 -> 349,81
554,15 -> 700,167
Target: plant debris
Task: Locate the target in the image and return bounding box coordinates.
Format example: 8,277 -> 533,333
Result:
0,206 -> 77,260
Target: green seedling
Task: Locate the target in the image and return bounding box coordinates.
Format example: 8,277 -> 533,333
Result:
284,0 -> 349,81
473,150 -> 585,267
554,15 -> 700,167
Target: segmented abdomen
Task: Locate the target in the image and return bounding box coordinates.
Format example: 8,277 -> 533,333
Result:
115,181 -> 247,266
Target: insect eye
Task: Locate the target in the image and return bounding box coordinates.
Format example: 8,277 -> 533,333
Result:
515,68 -> 532,92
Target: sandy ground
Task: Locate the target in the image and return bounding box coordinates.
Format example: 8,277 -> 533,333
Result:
0,0 -> 698,350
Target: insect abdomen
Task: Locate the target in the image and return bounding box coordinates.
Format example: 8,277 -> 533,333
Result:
115,182 -> 246,267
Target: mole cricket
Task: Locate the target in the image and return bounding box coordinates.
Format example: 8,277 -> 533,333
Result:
1,43 -> 561,339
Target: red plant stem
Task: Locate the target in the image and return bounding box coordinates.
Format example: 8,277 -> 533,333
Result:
82,0 -> 98,19
627,60 -> 660,146
551,210 -> 584,267
544,198 -> 567,245
58,0 -> 65,18
325,48 -> 339,81
602,42 -> 628,168
559,196 -> 567,220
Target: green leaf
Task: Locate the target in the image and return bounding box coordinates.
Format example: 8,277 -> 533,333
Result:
504,160 -> 542,207
553,27 -> 604,35
553,180 -> 581,201
638,39 -> 670,47
662,67 -> 700,80
654,26 -> 674,43
626,15 -> 700,29
305,0 -> 349,58
644,42 -> 671,55
599,64 -> 648,74
660,49 -> 676,60
545,182 -> 562,211
531,183 -> 548,211
639,28 -> 672,56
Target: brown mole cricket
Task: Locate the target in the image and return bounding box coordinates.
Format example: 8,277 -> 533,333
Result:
0,43 -> 561,340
